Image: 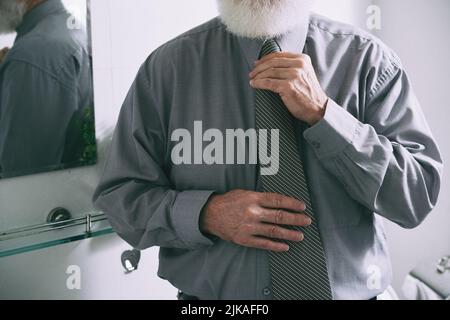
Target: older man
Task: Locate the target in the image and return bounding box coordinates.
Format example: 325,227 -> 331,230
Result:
0,0 -> 94,177
94,0 -> 443,300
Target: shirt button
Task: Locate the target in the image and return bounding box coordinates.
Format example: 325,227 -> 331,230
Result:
263,288 -> 271,296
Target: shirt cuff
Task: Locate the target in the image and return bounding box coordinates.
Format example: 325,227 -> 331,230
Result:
172,190 -> 216,249
303,99 -> 362,159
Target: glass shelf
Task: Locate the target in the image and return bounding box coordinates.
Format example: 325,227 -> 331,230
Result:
0,212 -> 113,258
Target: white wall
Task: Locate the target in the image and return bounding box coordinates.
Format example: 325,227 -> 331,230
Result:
0,233 -> 178,299
374,0 -> 450,297
312,0 -> 369,27
0,35 -> 14,49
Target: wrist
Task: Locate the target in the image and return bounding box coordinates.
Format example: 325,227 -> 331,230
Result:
305,98 -> 328,126
199,194 -> 219,236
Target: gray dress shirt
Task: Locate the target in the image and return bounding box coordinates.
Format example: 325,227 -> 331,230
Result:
93,14 -> 443,300
0,0 -> 93,177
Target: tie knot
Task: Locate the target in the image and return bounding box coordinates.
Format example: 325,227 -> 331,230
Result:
259,39 -> 281,58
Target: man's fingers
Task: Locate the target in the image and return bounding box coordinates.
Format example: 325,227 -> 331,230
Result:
255,224 -> 304,242
256,52 -> 301,65
250,58 -> 302,78
250,78 -> 286,93
246,237 -> 290,252
258,193 -> 306,212
259,209 -> 312,227
252,67 -> 296,81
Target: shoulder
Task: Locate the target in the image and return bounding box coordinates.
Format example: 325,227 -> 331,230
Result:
3,31 -> 86,91
168,17 -> 224,44
140,18 -> 224,72
309,13 -> 402,69
7,12 -> 87,72
10,37 -> 72,62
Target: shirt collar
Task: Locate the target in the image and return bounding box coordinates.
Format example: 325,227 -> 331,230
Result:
16,0 -> 66,40
229,14 -> 311,69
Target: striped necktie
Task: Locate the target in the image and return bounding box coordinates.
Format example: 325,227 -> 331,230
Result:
255,39 -> 333,300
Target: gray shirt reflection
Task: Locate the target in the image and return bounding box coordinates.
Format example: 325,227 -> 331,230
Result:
0,0 -> 94,178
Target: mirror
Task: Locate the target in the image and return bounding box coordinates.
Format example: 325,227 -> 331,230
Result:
0,0 -> 96,179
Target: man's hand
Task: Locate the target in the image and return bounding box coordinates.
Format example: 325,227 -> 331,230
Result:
0,47 -> 10,65
250,52 -> 328,126
200,190 -> 312,252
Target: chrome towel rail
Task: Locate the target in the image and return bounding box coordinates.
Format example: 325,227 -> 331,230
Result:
0,212 -> 107,241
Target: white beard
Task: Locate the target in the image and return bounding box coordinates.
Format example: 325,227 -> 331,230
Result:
216,0 -> 312,39
0,0 -> 27,35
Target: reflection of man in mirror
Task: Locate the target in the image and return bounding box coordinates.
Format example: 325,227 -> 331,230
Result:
0,0 -> 95,177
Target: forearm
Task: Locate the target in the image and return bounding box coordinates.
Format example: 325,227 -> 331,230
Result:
304,100 -> 443,228
93,180 -> 216,250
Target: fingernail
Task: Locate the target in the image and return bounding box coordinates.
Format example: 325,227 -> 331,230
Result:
250,80 -> 254,86
305,218 -> 312,226
299,233 -> 304,241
